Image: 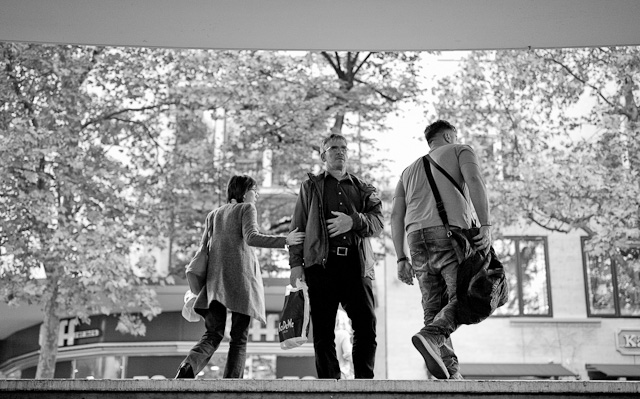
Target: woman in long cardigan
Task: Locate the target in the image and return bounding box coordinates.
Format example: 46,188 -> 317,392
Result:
175,175 -> 304,379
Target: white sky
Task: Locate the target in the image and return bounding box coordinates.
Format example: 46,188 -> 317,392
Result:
372,52 -> 469,187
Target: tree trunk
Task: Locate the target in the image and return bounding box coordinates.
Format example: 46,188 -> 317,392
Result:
332,113 -> 344,134
35,280 -> 60,379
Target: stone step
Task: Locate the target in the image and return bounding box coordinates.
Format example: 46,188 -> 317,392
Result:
1,379 -> 639,399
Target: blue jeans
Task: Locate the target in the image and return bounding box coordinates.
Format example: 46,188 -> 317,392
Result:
408,226 -> 461,375
181,300 -> 250,378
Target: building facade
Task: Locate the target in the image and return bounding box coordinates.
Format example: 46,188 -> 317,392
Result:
385,221 -> 640,380
0,279 -> 319,380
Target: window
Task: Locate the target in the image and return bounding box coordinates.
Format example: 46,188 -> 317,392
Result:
492,236 -> 552,316
582,239 -> 640,317
74,356 -> 124,379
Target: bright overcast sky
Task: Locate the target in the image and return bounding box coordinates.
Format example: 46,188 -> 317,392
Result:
372,51 -> 468,187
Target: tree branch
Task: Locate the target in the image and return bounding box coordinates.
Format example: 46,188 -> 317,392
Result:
334,52 -> 342,72
353,52 -> 374,76
77,47 -> 104,87
538,50 -> 616,109
111,117 -> 166,174
8,165 -> 56,182
526,211 -> 572,233
353,77 -> 399,102
320,51 -> 337,72
346,52 -> 354,71
81,103 -> 175,130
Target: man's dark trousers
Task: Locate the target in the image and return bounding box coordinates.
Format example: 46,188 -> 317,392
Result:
304,248 -> 377,379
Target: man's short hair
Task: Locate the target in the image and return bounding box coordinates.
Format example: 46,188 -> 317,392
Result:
227,175 -> 257,203
424,120 -> 457,143
321,133 -> 348,152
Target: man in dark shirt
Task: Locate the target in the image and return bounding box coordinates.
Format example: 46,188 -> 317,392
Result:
288,133 -> 383,379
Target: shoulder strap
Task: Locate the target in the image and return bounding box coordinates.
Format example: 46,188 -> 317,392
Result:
425,155 -> 478,229
425,155 -> 465,198
421,156 -> 452,236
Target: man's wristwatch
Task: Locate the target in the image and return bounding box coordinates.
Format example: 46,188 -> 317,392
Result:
397,256 -> 408,263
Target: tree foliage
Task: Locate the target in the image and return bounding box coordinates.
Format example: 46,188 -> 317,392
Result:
1,45 -> 424,376
432,47 -> 640,259
0,44 -> 179,377
212,51 -> 422,186
167,50 -> 423,276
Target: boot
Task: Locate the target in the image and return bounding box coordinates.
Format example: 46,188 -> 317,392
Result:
174,363 -> 195,379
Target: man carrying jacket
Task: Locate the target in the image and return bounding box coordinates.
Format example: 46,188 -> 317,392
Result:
289,133 -> 383,379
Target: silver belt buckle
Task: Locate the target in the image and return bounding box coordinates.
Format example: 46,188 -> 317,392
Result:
336,247 -> 348,256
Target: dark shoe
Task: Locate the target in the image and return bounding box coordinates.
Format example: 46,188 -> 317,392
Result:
411,333 -> 450,379
174,363 -> 195,379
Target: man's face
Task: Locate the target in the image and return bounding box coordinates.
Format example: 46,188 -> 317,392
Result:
321,138 -> 349,170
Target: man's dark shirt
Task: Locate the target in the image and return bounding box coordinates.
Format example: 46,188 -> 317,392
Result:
323,174 -> 359,248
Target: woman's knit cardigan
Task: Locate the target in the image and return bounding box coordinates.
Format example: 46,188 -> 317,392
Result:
193,202 -> 286,324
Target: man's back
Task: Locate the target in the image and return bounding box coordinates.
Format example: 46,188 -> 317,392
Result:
391,119 -> 492,380
401,143 -> 477,233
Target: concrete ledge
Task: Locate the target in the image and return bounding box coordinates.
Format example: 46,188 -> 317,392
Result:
1,379 -> 639,398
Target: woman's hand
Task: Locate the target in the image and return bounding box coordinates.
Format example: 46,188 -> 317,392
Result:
286,227 -> 305,246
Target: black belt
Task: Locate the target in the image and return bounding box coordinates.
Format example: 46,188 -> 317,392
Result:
329,246 -> 355,256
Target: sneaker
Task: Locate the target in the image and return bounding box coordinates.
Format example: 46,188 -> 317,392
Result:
411,333 -> 450,379
449,371 -> 464,380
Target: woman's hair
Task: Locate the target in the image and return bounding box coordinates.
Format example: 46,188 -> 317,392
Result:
227,175 -> 257,203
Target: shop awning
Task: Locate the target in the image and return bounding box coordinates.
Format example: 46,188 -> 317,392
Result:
461,363 -> 578,379
586,364 -> 640,379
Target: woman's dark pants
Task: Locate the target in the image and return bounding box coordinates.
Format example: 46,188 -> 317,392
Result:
180,300 -> 251,378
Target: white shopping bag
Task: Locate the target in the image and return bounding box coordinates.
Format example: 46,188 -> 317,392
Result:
181,290 -> 202,322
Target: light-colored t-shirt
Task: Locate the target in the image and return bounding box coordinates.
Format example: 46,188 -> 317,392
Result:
398,144 -> 478,234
